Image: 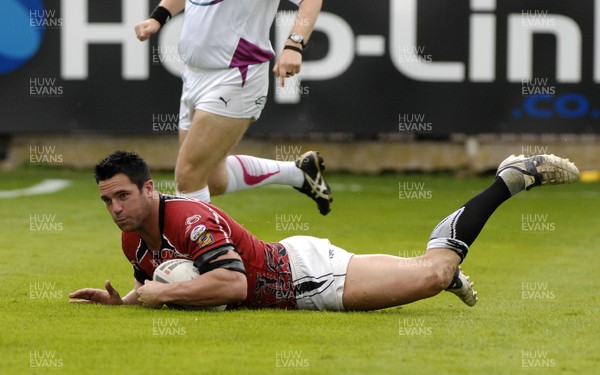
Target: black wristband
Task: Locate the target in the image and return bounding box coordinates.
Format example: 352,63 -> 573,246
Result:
150,6 -> 172,27
283,45 -> 303,54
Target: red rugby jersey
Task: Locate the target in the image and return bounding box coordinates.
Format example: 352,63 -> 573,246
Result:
121,195 -> 297,309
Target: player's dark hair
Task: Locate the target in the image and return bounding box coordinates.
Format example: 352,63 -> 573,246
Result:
94,151 -> 151,190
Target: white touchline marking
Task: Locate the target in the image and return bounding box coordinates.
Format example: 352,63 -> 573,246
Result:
0,179 -> 71,199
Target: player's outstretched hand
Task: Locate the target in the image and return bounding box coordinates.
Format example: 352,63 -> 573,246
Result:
69,280 -> 123,305
135,19 -> 161,41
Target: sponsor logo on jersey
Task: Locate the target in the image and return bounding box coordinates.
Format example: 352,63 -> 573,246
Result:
185,214 -> 201,225
190,225 -> 206,242
190,224 -> 214,248
197,230 -> 214,248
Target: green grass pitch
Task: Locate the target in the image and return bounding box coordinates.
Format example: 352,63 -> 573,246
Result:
1,166 -> 598,374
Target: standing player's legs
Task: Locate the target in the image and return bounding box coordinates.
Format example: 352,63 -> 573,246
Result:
175,111 -> 315,198
175,109 -> 332,213
341,154 -> 579,311
175,109 -> 251,201
174,63 -> 333,214
221,150 -> 334,215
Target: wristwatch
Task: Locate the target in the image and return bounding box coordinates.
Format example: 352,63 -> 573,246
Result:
288,33 -> 306,48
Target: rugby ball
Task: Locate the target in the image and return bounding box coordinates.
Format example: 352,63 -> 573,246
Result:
153,259 -> 226,311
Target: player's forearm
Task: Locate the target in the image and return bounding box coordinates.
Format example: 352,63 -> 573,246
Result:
121,281 -> 143,305
158,0 -> 185,17
162,269 -> 247,306
288,0 -> 323,44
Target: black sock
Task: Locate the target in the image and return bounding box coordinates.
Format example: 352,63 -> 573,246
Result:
455,177 -> 512,246
428,177 -> 512,261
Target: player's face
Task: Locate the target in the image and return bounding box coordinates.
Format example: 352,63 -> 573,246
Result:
98,174 -> 154,232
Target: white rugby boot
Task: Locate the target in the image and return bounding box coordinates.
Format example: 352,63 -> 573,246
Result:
496,154 -> 579,192
445,267 -> 478,307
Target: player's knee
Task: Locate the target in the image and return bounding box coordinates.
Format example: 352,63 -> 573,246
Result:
175,159 -> 209,190
174,165 -> 190,190
175,157 -> 200,177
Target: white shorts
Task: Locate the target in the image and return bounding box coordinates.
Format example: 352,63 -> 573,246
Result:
179,63 -> 269,131
280,236 -> 354,311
